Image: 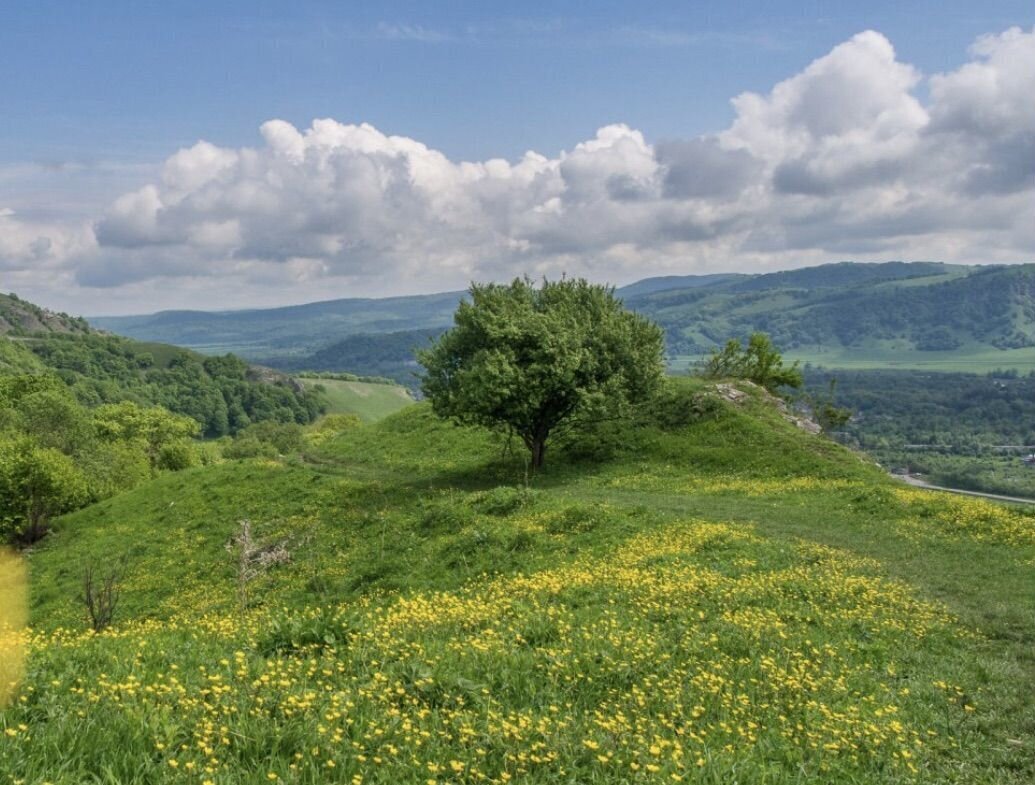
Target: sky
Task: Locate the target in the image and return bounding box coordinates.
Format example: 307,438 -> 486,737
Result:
1,1 -> 1033,315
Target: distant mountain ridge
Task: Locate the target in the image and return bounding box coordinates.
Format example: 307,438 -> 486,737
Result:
92,290 -> 465,356
83,261 -> 1035,375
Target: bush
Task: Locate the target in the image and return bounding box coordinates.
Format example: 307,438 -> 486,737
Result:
80,441 -> 152,500
224,436 -> 277,461
471,486 -> 537,516
157,441 -> 198,471
647,382 -> 724,430
235,421 -> 305,455
418,495 -> 475,533
306,414 -> 362,446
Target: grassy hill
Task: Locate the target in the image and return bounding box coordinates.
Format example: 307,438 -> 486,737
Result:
299,377 -> 413,422
4,379 -> 1033,783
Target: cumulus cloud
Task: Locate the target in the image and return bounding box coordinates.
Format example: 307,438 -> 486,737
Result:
0,209 -> 96,271
5,27 -> 1034,307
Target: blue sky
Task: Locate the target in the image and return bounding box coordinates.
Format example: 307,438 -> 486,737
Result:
1,1 -> 1033,313
3,0 -> 1029,163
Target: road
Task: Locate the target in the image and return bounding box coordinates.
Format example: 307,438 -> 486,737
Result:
894,473 -> 1035,505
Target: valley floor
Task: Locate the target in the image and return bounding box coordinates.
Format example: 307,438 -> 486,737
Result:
2,383 -> 1033,784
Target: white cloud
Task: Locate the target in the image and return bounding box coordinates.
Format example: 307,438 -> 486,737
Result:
4,27 -> 1034,311
0,209 -> 96,271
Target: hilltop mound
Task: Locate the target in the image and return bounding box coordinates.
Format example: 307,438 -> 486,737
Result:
7,380 -> 1034,783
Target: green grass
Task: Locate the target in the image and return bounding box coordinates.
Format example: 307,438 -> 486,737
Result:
3,379 -> 1033,784
301,378 -> 413,422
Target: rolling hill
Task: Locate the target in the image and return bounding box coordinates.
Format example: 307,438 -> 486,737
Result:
5,380 -> 1033,783
85,262 -> 1035,375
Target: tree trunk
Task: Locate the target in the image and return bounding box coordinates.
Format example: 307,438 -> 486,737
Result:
530,438 -> 546,469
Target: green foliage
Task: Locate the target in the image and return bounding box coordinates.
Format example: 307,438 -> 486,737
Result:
799,378 -> 853,434
234,421 -> 305,455
0,375 -> 205,544
419,277 -> 665,467
223,436 -> 278,460
703,332 -> 803,392
645,377 -> 724,430
0,434 -> 88,544
296,371 -> 399,385
19,332 -> 323,436
92,401 -> 200,470
77,440 -> 153,499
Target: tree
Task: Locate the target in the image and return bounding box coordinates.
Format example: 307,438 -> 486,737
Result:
419,277 -> 665,468
804,378 -> 853,433
702,332 -> 803,393
0,436 -> 88,546
91,401 -> 200,470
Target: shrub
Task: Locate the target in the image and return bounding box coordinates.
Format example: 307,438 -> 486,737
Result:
157,441 -> 198,471
647,382 -> 724,430
471,486 -> 537,516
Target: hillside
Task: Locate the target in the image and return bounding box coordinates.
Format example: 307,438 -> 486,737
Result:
1,293 -> 324,436
0,292 -> 90,336
87,262 -> 1035,374
5,380 -> 1033,783
298,376 -> 413,422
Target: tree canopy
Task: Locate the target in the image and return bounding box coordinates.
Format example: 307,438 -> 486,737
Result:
419,278 -> 665,468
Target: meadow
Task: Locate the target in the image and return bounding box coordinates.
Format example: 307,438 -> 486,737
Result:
2,379 -> 1033,783
298,378 -> 413,423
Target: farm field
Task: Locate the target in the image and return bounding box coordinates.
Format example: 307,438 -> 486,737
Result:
2,380 -> 1033,784
673,345 -> 1035,374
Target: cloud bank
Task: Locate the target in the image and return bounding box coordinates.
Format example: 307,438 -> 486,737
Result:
3,27 -> 1034,310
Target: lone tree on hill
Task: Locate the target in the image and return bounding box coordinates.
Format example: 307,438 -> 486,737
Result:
703,332 -> 803,393
419,277 -> 665,469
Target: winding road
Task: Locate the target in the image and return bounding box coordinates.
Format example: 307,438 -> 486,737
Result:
894,473 -> 1035,505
